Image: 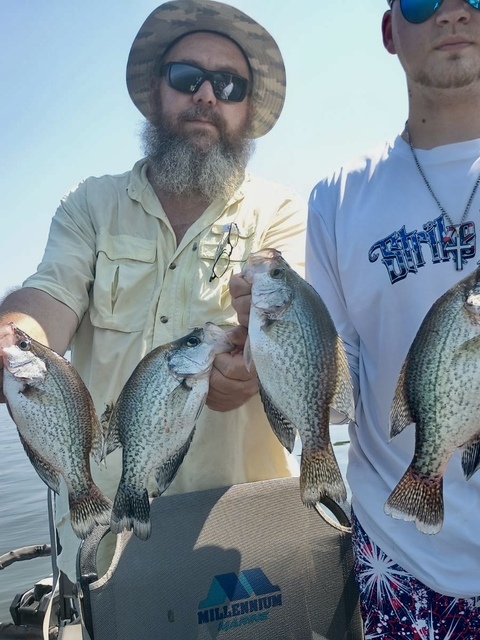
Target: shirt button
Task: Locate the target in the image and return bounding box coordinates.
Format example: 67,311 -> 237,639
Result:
192,243 -> 198,251
160,316 -> 168,324
169,263 -> 176,270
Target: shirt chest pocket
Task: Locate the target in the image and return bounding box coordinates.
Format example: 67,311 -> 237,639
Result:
198,221 -> 255,282
90,231 -> 157,332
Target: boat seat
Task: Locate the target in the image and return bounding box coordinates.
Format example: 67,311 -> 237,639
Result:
76,476 -> 363,640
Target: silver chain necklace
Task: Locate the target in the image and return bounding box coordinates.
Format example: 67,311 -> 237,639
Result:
405,120 -> 480,270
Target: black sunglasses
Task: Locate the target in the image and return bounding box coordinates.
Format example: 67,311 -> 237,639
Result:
389,0 -> 480,23
160,62 -> 249,103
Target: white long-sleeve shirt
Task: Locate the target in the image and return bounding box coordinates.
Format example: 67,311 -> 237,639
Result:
307,135 -> 480,598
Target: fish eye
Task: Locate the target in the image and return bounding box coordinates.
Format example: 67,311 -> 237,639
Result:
270,268 -> 285,279
18,339 -> 30,351
186,336 -> 201,347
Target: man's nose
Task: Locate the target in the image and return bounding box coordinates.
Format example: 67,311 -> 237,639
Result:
193,80 -> 218,105
435,0 -> 471,25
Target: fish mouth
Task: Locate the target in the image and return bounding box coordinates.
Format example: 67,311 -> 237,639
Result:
202,322 -> 234,354
2,344 -> 47,382
252,292 -> 290,313
247,248 -> 282,265
465,293 -> 480,321
242,248 -> 284,282
166,325 -> 235,379
2,345 -> 35,369
168,356 -> 214,379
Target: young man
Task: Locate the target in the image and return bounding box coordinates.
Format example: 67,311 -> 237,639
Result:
0,0 -> 305,582
305,0 -> 480,636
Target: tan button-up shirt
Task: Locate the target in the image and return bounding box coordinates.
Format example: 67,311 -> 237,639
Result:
23,158 -> 307,579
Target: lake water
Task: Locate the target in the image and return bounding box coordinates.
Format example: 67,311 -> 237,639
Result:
0,404 -> 350,624
0,405 -> 52,623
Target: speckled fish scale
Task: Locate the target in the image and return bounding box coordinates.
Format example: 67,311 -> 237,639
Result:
386,267 -> 480,533
242,249 -> 355,507
0,322 -> 112,539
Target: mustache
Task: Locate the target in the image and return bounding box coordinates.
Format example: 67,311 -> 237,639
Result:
177,105 -> 224,130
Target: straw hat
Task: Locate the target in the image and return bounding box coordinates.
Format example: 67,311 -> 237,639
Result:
126,0 -> 286,138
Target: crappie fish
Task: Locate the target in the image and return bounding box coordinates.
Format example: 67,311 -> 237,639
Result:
103,322 -> 234,540
385,267 -> 480,534
241,249 -> 355,507
0,322 -> 112,539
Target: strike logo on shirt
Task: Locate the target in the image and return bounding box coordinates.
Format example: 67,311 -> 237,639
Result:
368,214 -> 476,284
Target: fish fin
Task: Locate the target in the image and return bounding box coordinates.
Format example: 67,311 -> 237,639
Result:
389,359 -> 414,439
450,345 -> 480,479
19,383 -> 39,397
454,334 -> 480,356
244,335 -> 253,372
384,467 -> 444,534
191,389 -> 208,426
101,403 -> 121,458
69,483 -> 112,539
153,428 -> 197,495
300,442 -> 347,506
461,438 -> 480,480
110,483 -> 151,541
17,432 -> 61,493
258,383 -> 297,453
89,402 -> 104,465
331,340 -> 355,422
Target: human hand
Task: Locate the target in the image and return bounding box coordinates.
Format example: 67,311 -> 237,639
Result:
229,273 -> 252,329
206,325 -> 258,412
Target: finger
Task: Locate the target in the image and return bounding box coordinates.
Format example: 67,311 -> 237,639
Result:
225,325 -> 248,349
229,273 -> 251,298
230,294 -> 252,329
212,351 -> 255,381
209,367 -> 258,397
0,323 -> 15,350
229,275 -> 253,327
206,367 -> 258,412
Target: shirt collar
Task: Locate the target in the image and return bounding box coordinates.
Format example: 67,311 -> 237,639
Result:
127,158 -> 250,205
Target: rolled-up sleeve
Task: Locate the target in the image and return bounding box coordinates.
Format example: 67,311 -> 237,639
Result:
23,180 -> 97,322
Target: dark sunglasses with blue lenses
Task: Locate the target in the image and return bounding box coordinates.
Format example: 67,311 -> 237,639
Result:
160,62 -> 249,102
389,0 -> 480,23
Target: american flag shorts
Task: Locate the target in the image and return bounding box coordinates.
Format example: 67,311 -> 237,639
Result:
351,511 -> 480,639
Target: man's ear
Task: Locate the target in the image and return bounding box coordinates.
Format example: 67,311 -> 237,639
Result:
382,10 -> 396,55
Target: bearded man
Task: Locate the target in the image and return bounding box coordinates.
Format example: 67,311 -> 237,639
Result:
0,0 -> 306,583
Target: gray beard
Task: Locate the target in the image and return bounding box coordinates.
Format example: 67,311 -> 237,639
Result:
141,106 -> 255,202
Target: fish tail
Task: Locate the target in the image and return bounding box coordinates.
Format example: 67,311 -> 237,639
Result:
384,468 -> 444,534
69,484 -> 113,539
300,446 -> 347,506
110,483 -> 151,541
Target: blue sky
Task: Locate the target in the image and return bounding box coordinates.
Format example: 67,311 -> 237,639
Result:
1,1 -> 406,298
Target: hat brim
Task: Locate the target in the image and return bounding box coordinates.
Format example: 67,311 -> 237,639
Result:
126,0 -> 286,139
